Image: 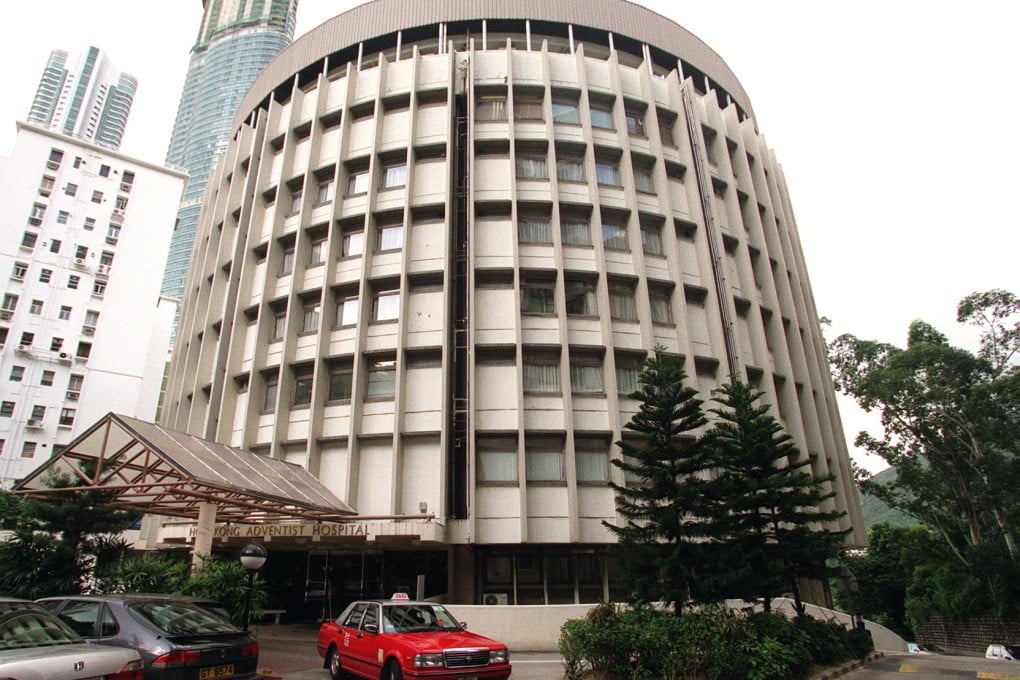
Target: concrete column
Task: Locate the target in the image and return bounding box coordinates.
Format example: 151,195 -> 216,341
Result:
192,502 -> 218,569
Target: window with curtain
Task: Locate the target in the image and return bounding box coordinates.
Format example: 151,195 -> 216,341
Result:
271,311 -> 287,340
615,356 -> 643,395
309,238 -> 326,264
476,94 -> 507,121
263,379 -> 278,411
564,278 -> 596,316
625,107 -> 646,136
347,169 -> 370,195
633,162 -> 654,193
515,155 -> 548,180
556,156 -> 585,182
602,223 -> 629,250
641,223 -> 663,255
526,448 -> 564,482
518,217 -> 551,243
302,304 -> 320,332
594,159 -> 621,186
570,359 -> 604,394
477,436 -> 518,482
609,283 -> 637,321
373,290 -> 400,321
658,112 -> 676,147
378,223 -> 404,251
575,441 -> 609,482
366,359 -> 396,398
649,289 -> 674,324
523,357 -> 560,392
513,94 -> 544,121
281,249 -> 295,274
293,374 -> 313,405
317,177 -> 335,204
341,226 -> 365,256
589,102 -> 614,129
521,282 -> 555,314
328,367 -> 353,401
381,162 -> 408,189
561,218 -> 591,246
552,97 -> 580,124
336,297 -> 359,326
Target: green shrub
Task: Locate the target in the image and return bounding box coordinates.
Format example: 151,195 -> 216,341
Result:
793,616 -> 850,664
847,627 -> 874,659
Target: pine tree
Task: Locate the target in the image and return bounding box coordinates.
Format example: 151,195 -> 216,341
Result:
707,381 -> 848,615
604,349 -> 720,614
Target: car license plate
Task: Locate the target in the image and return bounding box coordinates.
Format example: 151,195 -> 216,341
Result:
199,664 -> 234,679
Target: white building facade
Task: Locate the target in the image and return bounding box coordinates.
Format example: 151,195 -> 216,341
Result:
0,123 -> 185,486
162,0 -> 865,608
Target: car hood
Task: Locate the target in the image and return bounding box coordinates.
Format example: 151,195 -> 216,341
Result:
390,630 -> 506,652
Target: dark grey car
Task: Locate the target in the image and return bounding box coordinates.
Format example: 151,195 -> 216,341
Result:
38,594 -> 259,679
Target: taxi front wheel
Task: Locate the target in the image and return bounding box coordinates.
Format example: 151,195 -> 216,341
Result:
328,646 -> 345,680
383,659 -> 403,680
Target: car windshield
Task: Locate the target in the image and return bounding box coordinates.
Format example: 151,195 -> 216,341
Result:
0,602 -> 82,650
128,601 -> 239,636
383,604 -> 462,633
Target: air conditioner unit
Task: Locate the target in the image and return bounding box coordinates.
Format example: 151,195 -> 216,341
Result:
482,593 -> 508,606
58,352 -> 72,364
82,325 -> 95,336
97,264 -> 110,276
120,182 -> 132,192
74,257 -> 87,267
0,310 -> 11,320
28,216 -> 42,226
105,236 -> 119,245
26,419 -> 41,428
112,208 -> 125,217
66,390 -> 80,401
16,344 -> 31,354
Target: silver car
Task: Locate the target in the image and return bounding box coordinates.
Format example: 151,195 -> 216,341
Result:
0,597 -> 144,679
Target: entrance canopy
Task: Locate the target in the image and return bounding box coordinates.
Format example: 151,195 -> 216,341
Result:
14,413 -> 356,523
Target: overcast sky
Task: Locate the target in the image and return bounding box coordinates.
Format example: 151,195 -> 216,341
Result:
3,1 -> 1017,474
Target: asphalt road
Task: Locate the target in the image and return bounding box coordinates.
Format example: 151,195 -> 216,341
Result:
843,653 -> 1020,679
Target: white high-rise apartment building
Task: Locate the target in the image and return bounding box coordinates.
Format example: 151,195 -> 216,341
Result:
162,0 -> 865,608
27,47 -> 137,151
0,123 -> 185,486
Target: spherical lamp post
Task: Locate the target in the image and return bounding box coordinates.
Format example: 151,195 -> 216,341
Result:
239,543 -> 268,631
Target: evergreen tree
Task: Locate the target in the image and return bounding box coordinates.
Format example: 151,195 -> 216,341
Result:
707,381 -> 848,615
604,349 -> 720,614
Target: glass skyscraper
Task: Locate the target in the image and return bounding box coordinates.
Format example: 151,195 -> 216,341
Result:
161,0 -> 298,307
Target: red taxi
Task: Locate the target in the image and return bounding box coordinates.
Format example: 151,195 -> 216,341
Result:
317,594 -> 511,680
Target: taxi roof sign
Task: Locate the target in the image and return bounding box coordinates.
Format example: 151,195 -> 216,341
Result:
391,592 -> 410,600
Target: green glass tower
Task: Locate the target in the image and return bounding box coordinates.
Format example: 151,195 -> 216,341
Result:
161,0 -> 298,310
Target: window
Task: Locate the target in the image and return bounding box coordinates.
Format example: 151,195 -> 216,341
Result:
564,277 -> 597,316
515,153 -> 548,180
73,156 -> 83,168
57,210 -> 70,224
328,367 -> 353,401
39,175 -> 55,195
702,126 -> 719,165
84,310 -> 99,328
68,374 -> 84,392
336,296 -> 359,326
48,148 -> 64,169
31,405 -> 46,421
341,224 -> 365,257
513,92 -> 544,121
288,187 -> 303,215
476,94 -> 507,121
99,164 -> 111,177
99,251 -> 114,268
633,161 -> 654,193
21,232 -> 38,250
271,310 -> 287,340
477,436 -> 518,483
521,278 -> 555,315
658,111 -> 676,147
92,281 -> 106,296
41,370 -> 55,386
263,377 -> 278,411
625,106 -> 646,136
594,156 -> 621,186
560,216 -> 591,246
523,353 -> 560,393
83,218 -> 95,231
602,220 -> 629,251
366,359 -> 396,398
649,287 -> 674,324
609,282 -> 638,321
29,300 -> 43,315
641,222 -> 663,255
380,161 -> 407,189
556,154 -> 585,182
0,402 -> 14,417
302,304 -> 320,333
75,245 -> 88,259
116,195 -> 128,211
347,168 -> 370,195
2,294 -> 18,312
107,224 -> 121,242
59,408 -> 76,427
377,221 -> 404,251
67,275 -> 80,290
91,190 -> 103,204
64,183 -> 78,197
570,356 -> 605,394
293,372 -> 313,406
11,262 -> 27,280
551,96 -> 580,125
19,332 -> 34,346
9,366 -> 24,382
59,305 -> 72,320
373,290 -> 400,321
589,100 -> 614,129
75,341 -> 92,359
121,171 -> 135,191
281,248 -> 295,274
21,442 -> 36,458
518,215 -> 551,244
526,440 -> 564,482
309,236 -> 326,265
576,437 -> 609,482
316,177 -> 335,204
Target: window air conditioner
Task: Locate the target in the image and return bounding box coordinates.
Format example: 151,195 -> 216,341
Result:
74,257 -> 87,267
0,310 -> 11,320
97,264 -> 110,276
482,593 -> 509,606
26,419 -> 41,428
16,345 -> 31,353
82,325 -> 95,336
66,390 -> 80,401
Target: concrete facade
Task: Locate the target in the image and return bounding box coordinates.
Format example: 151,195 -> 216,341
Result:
161,0 -> 864,606
0,123 -> 185,486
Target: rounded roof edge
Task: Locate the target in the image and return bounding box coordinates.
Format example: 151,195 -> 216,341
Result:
231,0 -> 754,131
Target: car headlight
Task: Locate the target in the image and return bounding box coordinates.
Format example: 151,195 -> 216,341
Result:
490,649 -> 509,664
414,653 -> 446,668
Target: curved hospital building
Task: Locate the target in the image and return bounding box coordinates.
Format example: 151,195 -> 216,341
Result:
161,0 -> 865,609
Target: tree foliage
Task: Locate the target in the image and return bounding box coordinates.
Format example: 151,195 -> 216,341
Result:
707,382 -> 848,615
828,288 -> 1020,619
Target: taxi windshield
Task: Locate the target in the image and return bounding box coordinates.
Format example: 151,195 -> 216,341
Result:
383,604 -> 462,633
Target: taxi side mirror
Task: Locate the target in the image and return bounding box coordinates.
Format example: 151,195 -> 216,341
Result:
460,621 -> 468,629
